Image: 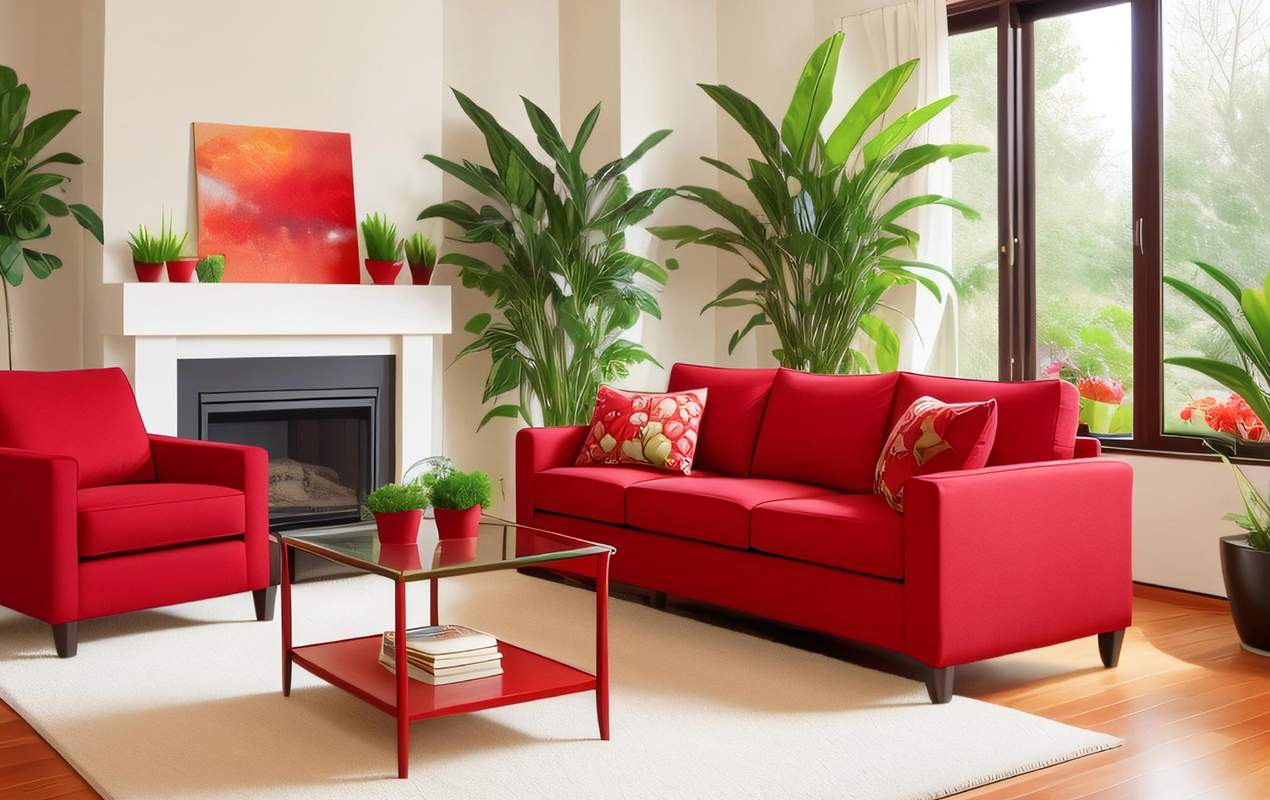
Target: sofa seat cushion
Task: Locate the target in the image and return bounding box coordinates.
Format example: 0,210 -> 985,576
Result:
751,493 -> 904,579
627,476 -> 834,549
78,483 -> 246,558
535,466 -> 683,525
667,363 -> 777,477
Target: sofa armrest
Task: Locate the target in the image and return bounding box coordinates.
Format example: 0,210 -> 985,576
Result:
903,458 -> 1133,668
148,435 -> 270,589
1074,436 -> 1102,458
0,447 -> 79,624
515,425 -> 588,525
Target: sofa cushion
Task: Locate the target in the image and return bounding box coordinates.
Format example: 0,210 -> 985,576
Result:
875,396 -> 998,512
627,476 -> 833,549
0,368 -> 155,488
889,373 -> 1079,465
575,386 -> 707,474
751,493 -> 904,579
78,483 -> 246,558
750,369 -> 900,493
667,363 -> 777,477
535,465 -> 681,525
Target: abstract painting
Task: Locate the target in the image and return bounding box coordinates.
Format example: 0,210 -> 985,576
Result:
193,122 -> 358,283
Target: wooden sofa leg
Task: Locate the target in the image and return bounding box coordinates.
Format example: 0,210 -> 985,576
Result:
253,587 -> 277,622
1098,628 -> 1125,668
53,622 -> 77,659
925,666 -> 954,704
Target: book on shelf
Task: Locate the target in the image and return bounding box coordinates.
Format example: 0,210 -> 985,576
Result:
379,624 -> 503,685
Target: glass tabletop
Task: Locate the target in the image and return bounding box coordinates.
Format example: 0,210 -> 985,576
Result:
280,515 -> 613,582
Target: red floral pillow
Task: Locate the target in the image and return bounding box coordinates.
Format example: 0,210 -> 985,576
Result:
575,386 -> 708,474
874,396 -> 998,512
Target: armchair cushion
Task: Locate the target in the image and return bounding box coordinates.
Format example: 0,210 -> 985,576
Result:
0,368 -> 154,488
78,483 -> 247,558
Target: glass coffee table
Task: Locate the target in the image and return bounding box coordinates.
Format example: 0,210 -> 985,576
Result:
280,516 -> 614,779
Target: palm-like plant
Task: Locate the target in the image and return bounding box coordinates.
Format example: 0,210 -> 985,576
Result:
419,90 -> 675,429
651,33 -> 986,373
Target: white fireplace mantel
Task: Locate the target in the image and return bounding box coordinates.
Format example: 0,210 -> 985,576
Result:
98,283 -> 451,479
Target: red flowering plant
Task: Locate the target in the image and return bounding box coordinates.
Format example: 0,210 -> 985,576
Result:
1179,394 -> 1270,444
1042,357 -> 1130,435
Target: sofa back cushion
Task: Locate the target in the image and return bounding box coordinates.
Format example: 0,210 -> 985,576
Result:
750,369 -> 900,493
888,373 -> 1079,465
666,363 -> 777,476
0,368 -> 155,488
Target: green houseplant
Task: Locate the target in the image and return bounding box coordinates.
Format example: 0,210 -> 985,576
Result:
157,211 -> 194,283
361,212 -> 403,285
404,232 -> 437,286
0,64 -> 105,369
196,254 -> 225,283
419,89 -> 675,430
428,468 -> 491,540
127,222 -> 167,283
1165,260 -> 1270,654
365,482 -> 429,545
651,33 -> 985,373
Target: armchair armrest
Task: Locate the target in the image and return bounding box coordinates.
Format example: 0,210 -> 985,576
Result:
147,435 -> 270,589
903,458 -> 1133,668
0,447 -> 79,624
1074,436 -> 1102,458
515,425 -> 588,525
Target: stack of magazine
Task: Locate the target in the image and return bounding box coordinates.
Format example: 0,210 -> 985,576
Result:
379,624 -> 502,685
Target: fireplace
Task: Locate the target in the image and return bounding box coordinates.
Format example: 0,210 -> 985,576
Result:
177,356 -> 395,530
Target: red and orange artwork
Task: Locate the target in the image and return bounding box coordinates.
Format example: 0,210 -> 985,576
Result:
193,122 -> 358,283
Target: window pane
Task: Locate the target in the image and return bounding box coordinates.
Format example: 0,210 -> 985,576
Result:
949,28 -> 1000,380
1162,0 -> 1270,441
1033,5 -> 1135,437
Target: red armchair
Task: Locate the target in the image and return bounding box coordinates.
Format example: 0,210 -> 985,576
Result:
0,368 -> 271,657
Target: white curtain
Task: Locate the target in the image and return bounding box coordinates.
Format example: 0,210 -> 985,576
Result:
831,0 -> 957,375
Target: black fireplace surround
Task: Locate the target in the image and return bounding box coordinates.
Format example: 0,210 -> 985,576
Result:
177,356 -> 395,532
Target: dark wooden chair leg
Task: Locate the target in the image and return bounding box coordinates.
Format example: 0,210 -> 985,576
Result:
924,665 -> 954,704
53,622 -> 77,659
253,586 -> 277,622
1098,628 -> 1125,668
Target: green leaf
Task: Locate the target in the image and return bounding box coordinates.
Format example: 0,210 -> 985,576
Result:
464,312 -> 492,334
859,314 -> 900,373
1191,260 -> 1244,303
477,404 -> 521,431
699,83 -> 782,163
39,193 -> 69,217
14,109 -> 78,160
0,84 -> 30,144
30,151 -> 84,170
0,237 -> 24,286
0,66 -> 16,94
728,312 -> 768,355
1164,276 -> 1270,376
887,143 -> 989,180
879,194 -> 979,228
781,32 -> 843,166
67,203 -> 104,244
21,249 -> 61,279
824,59 -> 918,165
863,95 -> 958,165
700,156 -> 746,181
572,102 -> 602,155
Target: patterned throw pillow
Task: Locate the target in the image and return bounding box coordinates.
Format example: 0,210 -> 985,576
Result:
575,386 -> 708,475
874,396 -> 999,512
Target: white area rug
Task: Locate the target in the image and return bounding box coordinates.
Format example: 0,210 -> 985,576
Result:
0,571 -> 1119,799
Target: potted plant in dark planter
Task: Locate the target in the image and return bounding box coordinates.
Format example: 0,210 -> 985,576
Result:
361,212 -> 402,285
404,232 -> 437,285
127,223 -> 165,282
365,481 -> 429,545
429,469 -> 491,540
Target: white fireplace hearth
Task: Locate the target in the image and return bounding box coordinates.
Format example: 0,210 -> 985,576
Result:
96,282 -> 451,479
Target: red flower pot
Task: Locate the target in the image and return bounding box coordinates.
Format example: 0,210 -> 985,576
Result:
434,506 -> 481,540
133,261 -> 163,282
435,536 -> 478,566
409,264 -> 434,285
166,259 -> 197,283
373,509 -> 422,545
365,259 -> 402,285
379,543 -> 423,571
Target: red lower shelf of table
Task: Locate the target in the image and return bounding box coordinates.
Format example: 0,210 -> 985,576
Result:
291,635 -> 597,721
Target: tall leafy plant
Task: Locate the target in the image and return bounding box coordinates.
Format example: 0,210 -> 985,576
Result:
0,65 -> 104,369
419,90 -> 675,429
651,33 -> 985,373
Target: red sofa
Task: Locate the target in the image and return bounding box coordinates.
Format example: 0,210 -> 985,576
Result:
517,364 -> 1133,702
0,368 -> 272,657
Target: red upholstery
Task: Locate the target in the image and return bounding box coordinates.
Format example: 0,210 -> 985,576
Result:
751,493 -> 904,579
79,539 -> 249,621
534,465 -> 679,524
750,369 -> 900,492
1074,436 -> 1102,458
626,476 -> 833,549
0,368 -> 154,488
78,483 -> 246,557
888,373 -> 1079,465
666,363 -> 777,476
0,447 -> 79,624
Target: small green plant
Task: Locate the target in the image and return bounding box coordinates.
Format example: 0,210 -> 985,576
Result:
361,212 -> 402,262
404,232 -> 437,267
156,211 -> 189,261
429,469 -> 492,511
365,482 -> 429,514
128,224 -> 165,264
196,254 -> 225,283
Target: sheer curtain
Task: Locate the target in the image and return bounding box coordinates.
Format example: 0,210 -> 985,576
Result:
831,0 -> 957,375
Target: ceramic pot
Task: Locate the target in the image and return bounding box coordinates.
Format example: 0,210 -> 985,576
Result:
409,264 -> 434,285
134,261 -> 164,282
166,259 -> 197,283
365,259 -> 402,285
1222,534 -> 1270,655
373,509 -> 423,545
434,506 -> 481,540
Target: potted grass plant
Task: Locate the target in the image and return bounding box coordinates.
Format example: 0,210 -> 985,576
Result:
159,212 -> 195,282
365,481 -> 429,545
404,232 -> 437,286
428,469 -> 491,540
361,212 -> 402,285
127,224 -> 166,283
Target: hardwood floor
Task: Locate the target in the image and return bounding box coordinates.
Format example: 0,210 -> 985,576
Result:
0,584 -> 1264,799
